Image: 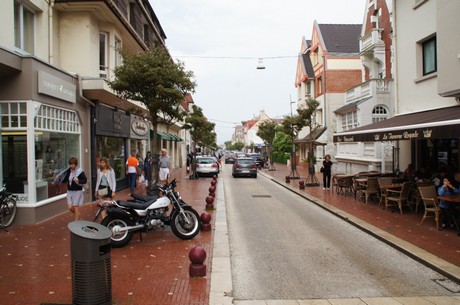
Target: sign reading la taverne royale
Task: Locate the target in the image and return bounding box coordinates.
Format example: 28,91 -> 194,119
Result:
334,128 -> 434,143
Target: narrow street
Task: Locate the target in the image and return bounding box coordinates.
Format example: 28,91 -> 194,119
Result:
222,164 -> 454,301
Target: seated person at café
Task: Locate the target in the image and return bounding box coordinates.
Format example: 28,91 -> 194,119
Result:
437,176 -> 459,230
403,164 -> 415,180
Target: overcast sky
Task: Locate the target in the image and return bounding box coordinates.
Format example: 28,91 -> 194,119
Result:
149,0 -> 367,144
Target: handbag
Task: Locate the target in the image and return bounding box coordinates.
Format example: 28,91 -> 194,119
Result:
320,167 -> 324,173
97,187 -> 108,197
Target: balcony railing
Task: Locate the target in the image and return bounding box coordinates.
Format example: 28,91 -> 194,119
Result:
360,28 -> 383,52
345,79 -> 391,103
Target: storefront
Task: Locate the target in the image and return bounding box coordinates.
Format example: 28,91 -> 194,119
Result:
0,50 -> 91,224
333,106 -> 460,176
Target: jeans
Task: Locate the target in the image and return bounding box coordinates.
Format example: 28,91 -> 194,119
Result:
128,173 -> 137,192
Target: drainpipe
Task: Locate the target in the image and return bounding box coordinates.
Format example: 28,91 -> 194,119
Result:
48,0 -> 54,64
392,0 -> 400,171
76,74 -> 95,106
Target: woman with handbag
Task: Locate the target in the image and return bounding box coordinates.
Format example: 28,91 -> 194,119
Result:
95,157 -> 116,219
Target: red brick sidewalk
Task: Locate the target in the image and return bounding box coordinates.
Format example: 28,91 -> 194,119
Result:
0,167 -> 215,305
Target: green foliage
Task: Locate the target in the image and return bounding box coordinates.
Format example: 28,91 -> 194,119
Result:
108,46 -> 196,152
272,131 -> 291,154
183,105 -> 216,150
281,97 -> 320,142
232,141 -> 244,151
256,120 -> 277,145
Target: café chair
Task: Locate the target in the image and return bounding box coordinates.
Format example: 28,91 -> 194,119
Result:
385,182 -> 412,214
418,185 -> 439,229
410,181 -> 434,213
358,177 -> 379,205
378,177 -> 393,205
331,173 -> 345,193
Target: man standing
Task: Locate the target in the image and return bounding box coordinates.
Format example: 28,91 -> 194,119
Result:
158,149 -> 171,186
126,151 -> 139,194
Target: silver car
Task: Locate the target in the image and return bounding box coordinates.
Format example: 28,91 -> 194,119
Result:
232,158 -> 257,178
195,156 -> 219,177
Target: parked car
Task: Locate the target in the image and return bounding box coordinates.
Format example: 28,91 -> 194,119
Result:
232,158 -> 257,178
246,153 -> 265,168
235,152 -> 246,159
195,156 -> 219,177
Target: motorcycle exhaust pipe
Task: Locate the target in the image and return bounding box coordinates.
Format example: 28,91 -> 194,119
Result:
112,224 -> 145,234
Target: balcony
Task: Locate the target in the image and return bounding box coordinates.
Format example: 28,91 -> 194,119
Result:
345,79 -> 391,104
360,28 -> 384,53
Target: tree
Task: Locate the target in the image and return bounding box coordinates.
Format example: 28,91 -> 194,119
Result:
257,120 -> 277,169
233,141 -> 244,151
281,98 -> 320,178
183,105 -> 216,178
108,46 -> 196,156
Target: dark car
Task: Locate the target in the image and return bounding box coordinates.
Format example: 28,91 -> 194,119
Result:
247,153 -> 265,168
225,153 -> 236,164
232,158 -> 257,178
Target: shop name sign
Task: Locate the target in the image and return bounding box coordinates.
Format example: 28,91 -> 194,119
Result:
38,71 -> 76,103
335,128 -> 433,143
131,119 -> 149,136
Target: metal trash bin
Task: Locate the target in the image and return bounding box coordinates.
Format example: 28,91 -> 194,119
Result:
68,220 -> 112,305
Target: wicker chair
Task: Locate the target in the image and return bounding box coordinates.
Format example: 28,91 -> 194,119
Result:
385,182 -> 412,214
358,177 -> 380,205
378,177 -> 393,205
418,185 -> 440,229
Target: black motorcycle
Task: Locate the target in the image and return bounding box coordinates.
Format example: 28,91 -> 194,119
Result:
96,179 -> 201,248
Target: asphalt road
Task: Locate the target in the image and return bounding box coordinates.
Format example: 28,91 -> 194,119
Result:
222,164 -> 454,301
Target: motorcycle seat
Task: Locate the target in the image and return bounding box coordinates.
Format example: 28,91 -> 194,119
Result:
131,193 -> 158,202
118,198 -> 156,209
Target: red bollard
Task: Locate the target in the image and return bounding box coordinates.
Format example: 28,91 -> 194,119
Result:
209,185 -> 216,194
200,212 -> 212,231
299,180 -> 305,189
189,246 -> 207,277
205,196 -> 214,210
210,179 -> 217,186
285,176 -> 290,183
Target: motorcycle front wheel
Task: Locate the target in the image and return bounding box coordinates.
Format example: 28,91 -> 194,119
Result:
170,206 -> 201,240
0,197 -> 17,227
101,214 -> 133,248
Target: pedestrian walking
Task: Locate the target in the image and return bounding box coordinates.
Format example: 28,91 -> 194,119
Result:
126,151 -> 139,194
143,151 -> 153,187
95,157 -> 116,220
321,154 -> 333,190
158,148 -> 171,186
59,157 -> 87,221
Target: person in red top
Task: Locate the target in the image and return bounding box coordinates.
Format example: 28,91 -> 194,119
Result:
126,152 -> 139,194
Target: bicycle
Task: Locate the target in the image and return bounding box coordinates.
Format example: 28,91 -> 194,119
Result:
0,184 -> 18,231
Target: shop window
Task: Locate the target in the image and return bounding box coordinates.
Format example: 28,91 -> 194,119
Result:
14,0 -> 35,55
1,102 -> 27,128
96,136 -> 126,183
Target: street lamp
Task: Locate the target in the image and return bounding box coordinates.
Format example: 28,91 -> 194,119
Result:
288,98 -> 300,179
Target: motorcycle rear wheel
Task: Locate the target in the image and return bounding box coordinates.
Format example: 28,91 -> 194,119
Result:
170,206 -> 201,240
0,197 -> 17,227
101,214 -> 133,248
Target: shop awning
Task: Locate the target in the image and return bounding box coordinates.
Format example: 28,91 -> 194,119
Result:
294,126 -> 327,145
333,105 -> 460,143
151,131 -> 183,142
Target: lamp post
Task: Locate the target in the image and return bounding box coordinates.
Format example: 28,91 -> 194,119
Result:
288,98 -> 300,179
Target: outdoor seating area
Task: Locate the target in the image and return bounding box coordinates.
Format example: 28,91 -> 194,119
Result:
329,171 -> 460,233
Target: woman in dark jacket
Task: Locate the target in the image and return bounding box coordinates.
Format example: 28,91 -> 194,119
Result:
143,151 -> 153,187
321,154 -> 333,190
